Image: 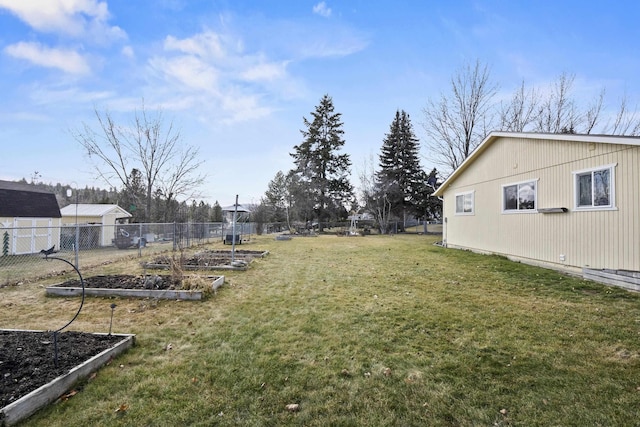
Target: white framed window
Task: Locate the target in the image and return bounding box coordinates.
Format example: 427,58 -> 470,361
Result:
502,179 -> 537,213
573,163 -> 616,210
455,191 -> 474,215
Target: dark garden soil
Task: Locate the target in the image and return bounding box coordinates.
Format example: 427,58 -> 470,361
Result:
0,330 -> 123,407
51,274 -> 181,290
150,255 -> 235,267
149,250 -> 265,268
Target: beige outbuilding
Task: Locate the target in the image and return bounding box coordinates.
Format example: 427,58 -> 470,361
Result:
60,204 -> 132,248
433,132 -> 640,291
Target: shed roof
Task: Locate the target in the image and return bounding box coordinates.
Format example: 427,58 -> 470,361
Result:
0,180 -> 61,218
433,132 -> 640,197
60,204 -> 132,218
221,204 -> 251,213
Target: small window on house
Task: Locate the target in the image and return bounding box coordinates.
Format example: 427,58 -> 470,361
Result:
502,180 -> 537,212
455,191 -> 474,215
573,164 -> 616,210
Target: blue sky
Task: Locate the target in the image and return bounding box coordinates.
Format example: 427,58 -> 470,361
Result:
0,0 -> 639,206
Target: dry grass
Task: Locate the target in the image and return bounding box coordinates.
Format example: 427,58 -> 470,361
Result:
2,234 -> 640,426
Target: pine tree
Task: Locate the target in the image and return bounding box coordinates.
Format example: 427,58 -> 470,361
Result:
376,110 -> 424,225
291,95 -> 353,230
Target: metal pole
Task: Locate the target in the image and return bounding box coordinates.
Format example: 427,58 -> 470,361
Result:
231,195 -> 238,262
74,193 -> 79,268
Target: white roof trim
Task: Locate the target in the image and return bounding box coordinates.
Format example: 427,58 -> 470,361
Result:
433,132 -> 640,197
60,204 -> 132,218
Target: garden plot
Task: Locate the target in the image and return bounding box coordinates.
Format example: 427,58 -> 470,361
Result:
143,249 -> 269,271
0,330 -> 134,426
46,274 -> 224,300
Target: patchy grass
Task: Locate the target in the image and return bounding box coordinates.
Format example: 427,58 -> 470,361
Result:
2,234 -> 640,426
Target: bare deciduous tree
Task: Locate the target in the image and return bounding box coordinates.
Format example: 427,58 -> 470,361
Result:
583,88 -> 605,134
422,60 -> 498,172
603,92 -> 640,136
533,72 -> 582,133
72,102 -> 206,221
358,154 -> 392,234
498,80 -> 541,132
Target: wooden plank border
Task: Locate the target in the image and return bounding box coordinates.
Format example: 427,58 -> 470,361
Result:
1,331 -> 135,426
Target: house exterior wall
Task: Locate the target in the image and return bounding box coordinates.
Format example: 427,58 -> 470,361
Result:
441,136 -> 640,272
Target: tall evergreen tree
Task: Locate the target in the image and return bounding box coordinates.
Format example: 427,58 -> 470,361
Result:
211,201 -> 223,222
264,171 -> 290,224
376,110 -> 424,224
291,94 -> 353,230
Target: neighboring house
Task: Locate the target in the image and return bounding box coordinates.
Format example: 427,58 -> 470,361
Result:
433,132 -> 640,291
0,180 -> 62,255
60,204 -> 132,248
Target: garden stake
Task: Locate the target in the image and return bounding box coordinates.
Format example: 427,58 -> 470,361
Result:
109,303 -> 117,335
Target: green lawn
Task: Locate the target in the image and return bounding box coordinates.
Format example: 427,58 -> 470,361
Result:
3,234 -> 640,426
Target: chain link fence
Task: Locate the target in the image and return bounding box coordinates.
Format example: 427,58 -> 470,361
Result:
0,219 -> 441,286
0,221 -> 258,287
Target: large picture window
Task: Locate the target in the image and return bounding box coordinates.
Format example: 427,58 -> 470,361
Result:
573,164 -> 616,210
455,191 -> 474,215
502,180 -> 537,212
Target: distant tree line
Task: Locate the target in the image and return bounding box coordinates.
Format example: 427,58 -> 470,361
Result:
15,177 -> 224,224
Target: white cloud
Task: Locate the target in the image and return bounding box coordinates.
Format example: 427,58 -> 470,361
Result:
0,0 -> 125,41
147,29 -> 297,124
241,61 -> 288,82
313,2 -> 332,18
150,55 -> 219,92
4,41 -> 90,74
121,45 -> 135,59
164,33 -> 227,59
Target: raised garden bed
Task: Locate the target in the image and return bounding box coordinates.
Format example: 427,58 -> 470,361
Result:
144,250 -> 268,272
0,329 -> 135,426
46,274 -> 225,300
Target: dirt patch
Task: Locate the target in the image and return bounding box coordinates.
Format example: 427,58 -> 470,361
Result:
51,274 -> 181,290
1,330 -> 123,407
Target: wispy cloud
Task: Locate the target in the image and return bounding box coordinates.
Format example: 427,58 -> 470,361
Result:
121,45 -> 135,59
313,2 -> 332,18
241,61 -> 288,82
0,0 -> 125,42
4,41 -> 90,74
146,29 -> 297,123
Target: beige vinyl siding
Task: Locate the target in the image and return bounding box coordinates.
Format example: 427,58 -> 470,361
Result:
443,136 -> 640,272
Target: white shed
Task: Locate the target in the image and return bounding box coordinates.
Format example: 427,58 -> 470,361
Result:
0,180 -> 62,255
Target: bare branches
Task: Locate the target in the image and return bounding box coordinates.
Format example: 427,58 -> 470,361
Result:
603,92 -> 640,136
71,102 -> 206,221
422,60 -> 498,172
583,89 -> 605,134
498,81 -> 540,132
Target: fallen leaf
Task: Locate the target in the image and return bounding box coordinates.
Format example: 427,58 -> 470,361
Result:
60,389 -> 78,401
115,403 -> 129,413
383,367 -> 392,377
